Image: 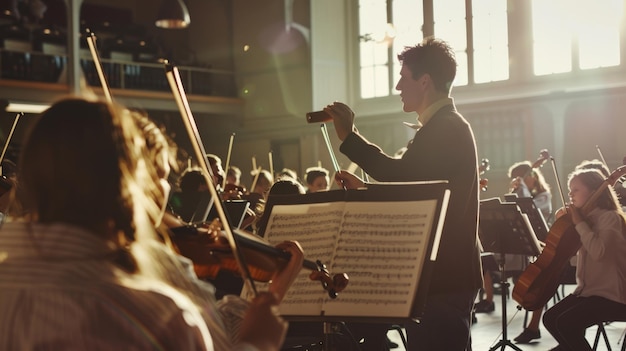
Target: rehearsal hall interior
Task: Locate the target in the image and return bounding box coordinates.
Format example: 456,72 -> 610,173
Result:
1,0 -> 626,350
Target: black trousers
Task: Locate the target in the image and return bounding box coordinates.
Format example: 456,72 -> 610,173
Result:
345,290 -> 477,350
405,290 -> 477,351
543,294 -> 626,351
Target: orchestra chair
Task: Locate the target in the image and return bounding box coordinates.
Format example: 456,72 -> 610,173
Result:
592,323 -> 612,351
389,324 -> 408,349
591,321 -> 626,351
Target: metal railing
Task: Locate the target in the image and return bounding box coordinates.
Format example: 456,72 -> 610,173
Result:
0,48 -> 237,98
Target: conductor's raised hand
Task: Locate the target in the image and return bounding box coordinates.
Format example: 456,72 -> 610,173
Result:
334,170 -> 364,190
239,292 -> 287,351
324,102 -> 356,141
268,240 -> 304,303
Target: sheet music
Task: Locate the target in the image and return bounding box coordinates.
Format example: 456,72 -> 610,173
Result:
265,199 -> 438,318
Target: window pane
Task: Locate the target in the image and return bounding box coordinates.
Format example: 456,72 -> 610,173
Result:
360,65 -> 390,98
391,0 -> 423,95
360,66 -> 377,99
531,0 -> 572,75
359,0 -> 391,99
359,0 -> 388,41
472,0 -> 509,83
373,65 -> 390,97
455,51 -> 469,86
392,0 -> 423,51
577,0 -> 622,69
579,29 -> 620,69
434,0 -> 468,86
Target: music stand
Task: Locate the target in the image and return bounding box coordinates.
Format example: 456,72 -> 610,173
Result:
504,194 -> 549,242
479,198 -> 542,351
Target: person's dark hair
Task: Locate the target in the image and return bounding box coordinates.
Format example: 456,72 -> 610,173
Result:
256,178 -> 305,237
304,166 -> 329,186
178,168 -> 207,193
397,37 -> 457,93
19,98 -> 144,272
277,168 -> 297,180
269,178 -> 306,196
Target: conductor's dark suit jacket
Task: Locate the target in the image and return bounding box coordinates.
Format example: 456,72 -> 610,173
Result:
340,103 -> 483,296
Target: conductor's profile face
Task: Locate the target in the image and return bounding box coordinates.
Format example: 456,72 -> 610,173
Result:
396,64 -> 426,113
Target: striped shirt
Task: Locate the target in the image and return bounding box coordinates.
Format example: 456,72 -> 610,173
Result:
0,221 -> 215,350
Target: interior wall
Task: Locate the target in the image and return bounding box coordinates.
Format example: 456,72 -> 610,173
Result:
5,1 -> 626,200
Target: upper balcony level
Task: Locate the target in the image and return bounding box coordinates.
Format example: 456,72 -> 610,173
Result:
0,17 -> 244,116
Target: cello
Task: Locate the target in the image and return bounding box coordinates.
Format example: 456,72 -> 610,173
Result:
512,164 -> 626,311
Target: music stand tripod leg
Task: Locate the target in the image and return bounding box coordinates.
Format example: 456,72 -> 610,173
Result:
323,322 -> 336,350
488,252 -> 523,351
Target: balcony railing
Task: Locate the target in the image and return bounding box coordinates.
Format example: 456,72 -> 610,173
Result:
0,48 -> 238,98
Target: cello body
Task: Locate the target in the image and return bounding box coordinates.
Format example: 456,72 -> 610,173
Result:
512,214 -> 581,310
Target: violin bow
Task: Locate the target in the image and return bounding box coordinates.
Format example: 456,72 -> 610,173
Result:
541,149 -> 567,209
0,112 -> 23,169
222,133 -> 235,190
320,123 -> 346,189
249,166 -> 262,194
164,62 -> 258,296
85,30 -> 113,104
268,151 -> 274,181
596,145 -> 609,168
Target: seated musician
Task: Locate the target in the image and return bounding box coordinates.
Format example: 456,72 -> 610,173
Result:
304,166 -> 330,193
543,168 -> 626,351
0,97 -> 304,351
476,160 -> 553,344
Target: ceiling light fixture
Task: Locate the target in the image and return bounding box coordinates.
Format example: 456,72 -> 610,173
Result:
155,0 -> 190,29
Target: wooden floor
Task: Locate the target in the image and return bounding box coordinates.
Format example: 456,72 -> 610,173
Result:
385,284 -> 626,351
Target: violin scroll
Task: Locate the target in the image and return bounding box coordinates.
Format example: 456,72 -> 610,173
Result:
170,219 -> 350,298
309,260 -> 349,299
537,149 -> 551,166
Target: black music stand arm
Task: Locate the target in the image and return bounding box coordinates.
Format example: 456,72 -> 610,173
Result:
479,198 -> 542,351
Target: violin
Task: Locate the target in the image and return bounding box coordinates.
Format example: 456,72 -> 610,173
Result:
164,63 -> 349,298
512,164 -> 626,311
509,150 -> 550,194
170,219 -> 349,298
